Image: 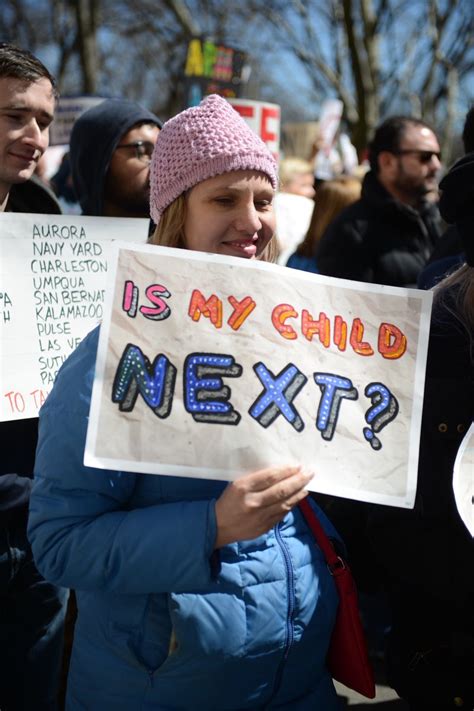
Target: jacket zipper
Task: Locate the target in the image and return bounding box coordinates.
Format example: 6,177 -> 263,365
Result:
268,521 -> 296,703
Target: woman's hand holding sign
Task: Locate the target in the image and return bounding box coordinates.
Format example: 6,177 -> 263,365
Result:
214,466 -> 314,548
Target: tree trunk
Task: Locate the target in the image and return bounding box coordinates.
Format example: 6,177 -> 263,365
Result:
75,0 -> 100,94
441,66 -> 459,165
342,0 -> 380,154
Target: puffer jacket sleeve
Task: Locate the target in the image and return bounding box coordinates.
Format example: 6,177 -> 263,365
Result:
28,329 -> 217,595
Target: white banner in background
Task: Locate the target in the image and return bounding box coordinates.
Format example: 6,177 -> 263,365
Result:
228,99 -> 280,161
49,95 -> 105,146
0,213 -> 149,421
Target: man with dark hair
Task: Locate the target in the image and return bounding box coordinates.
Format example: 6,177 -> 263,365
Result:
0,42 -> 61,214
316,115 -> 443,287
69,97 -> 162,220
0,42 -> 66,711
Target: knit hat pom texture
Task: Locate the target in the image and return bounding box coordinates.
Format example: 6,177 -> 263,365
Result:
150,95 -> 278,224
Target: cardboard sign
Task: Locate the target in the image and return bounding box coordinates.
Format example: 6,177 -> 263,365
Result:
0,214 -> 149,421
228,99 -> 280,162
85,243 -> 433,508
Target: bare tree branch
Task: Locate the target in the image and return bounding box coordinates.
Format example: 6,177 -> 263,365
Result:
2,0 -> 471,159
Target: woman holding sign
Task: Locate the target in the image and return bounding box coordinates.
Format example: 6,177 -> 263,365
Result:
29,96 -> 342,710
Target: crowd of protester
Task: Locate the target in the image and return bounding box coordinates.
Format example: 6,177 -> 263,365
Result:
0,40 -> 472,711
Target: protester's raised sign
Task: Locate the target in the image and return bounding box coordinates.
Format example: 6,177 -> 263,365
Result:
0,214 -> 149,421
183,37 -> 247,107
85,244 -> 432,507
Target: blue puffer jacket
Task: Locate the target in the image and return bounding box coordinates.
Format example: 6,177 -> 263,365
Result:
28,327 -> 341,710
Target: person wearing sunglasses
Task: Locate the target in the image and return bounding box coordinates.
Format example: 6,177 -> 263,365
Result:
311,115 -> 444,679
69,97 -> 162,220
316,115 -> 443,288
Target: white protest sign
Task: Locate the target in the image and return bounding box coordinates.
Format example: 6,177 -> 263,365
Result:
319,99 -> 343,154
85,243 -> 433,508
0,213 -> 149,421
313,99 -> 345,179
227,99 -> 280,162
453,423 -> 474,536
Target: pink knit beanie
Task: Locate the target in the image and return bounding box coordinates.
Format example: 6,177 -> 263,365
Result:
149,94 -> 278,224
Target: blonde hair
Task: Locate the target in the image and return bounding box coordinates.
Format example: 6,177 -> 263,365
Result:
296,177 -> 361,258
149,192 -> 278,263
149,194 -> 187,249
279,157 -> 313,189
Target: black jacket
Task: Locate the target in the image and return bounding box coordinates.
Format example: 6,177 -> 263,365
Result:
316,171 -> 443,287
1,176 -> 61,525
417,223 -> 465,289
6,173 -> 62,214
426,223 -> 463,264
367,288 -> 473,706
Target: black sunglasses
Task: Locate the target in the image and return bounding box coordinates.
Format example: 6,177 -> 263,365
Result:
116,140 -> 155,162
393,149 -> 441,164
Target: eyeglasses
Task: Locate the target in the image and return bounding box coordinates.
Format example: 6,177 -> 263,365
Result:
116,140 -> 155,162
393,149 -> 441,164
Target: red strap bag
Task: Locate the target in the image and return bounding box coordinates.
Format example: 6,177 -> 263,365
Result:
299,497 -> 376,699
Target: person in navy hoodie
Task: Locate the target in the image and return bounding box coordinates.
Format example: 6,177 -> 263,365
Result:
68,97 -> 162,221
28,95 -> 343,711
